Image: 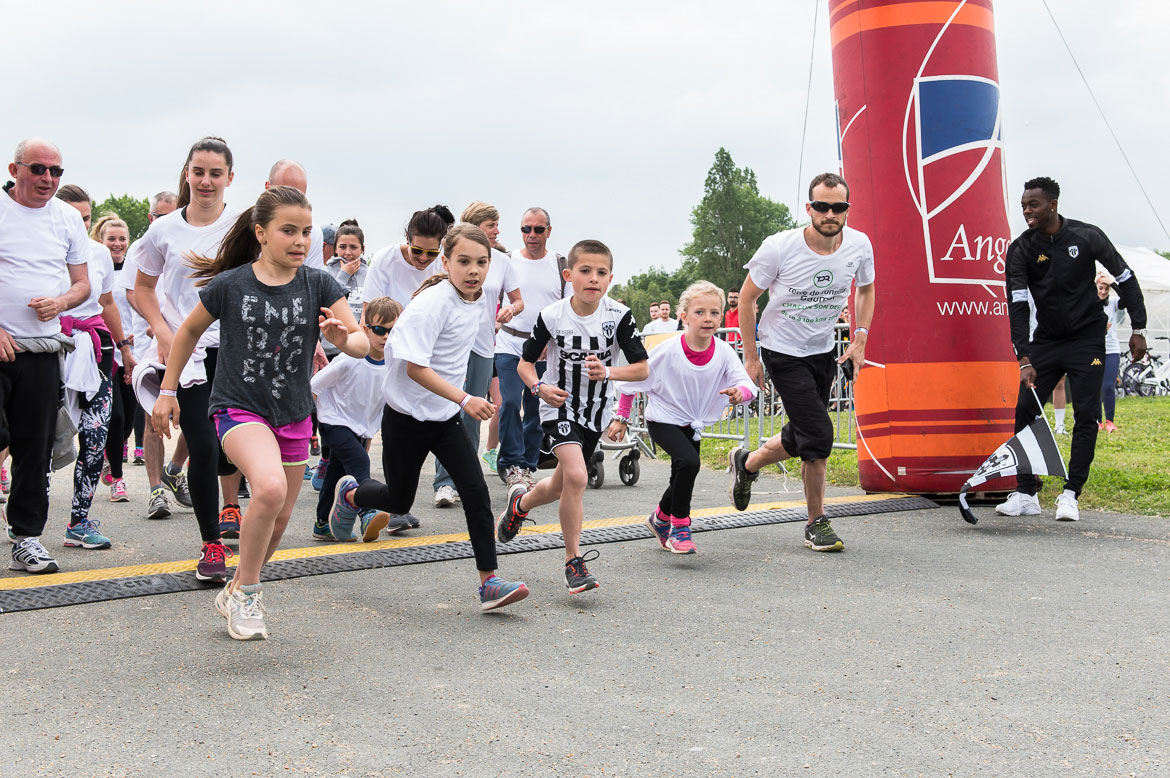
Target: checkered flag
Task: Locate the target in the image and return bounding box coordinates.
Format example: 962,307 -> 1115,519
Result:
959,389 -> 1068,525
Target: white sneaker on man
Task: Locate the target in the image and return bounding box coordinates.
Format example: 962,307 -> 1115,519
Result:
995,492 -> 1041,516
1055,490 -> 1080,521
433,485 -> 458,508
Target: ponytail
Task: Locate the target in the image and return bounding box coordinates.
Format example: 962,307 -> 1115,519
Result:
412,273 -> 450,299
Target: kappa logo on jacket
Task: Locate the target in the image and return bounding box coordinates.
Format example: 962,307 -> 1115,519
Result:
1091,358 -> 1102,366
1036,254 -> 1049,263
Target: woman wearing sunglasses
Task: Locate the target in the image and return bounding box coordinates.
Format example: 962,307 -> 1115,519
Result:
361,205 -> 455,318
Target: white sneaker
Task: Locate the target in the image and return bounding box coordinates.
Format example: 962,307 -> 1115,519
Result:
433,485 -> 457,508
995,492 -> 1041,516
1054,424 -> 1067,435
216,585 -> 268,640
1055,491 -> 1080,522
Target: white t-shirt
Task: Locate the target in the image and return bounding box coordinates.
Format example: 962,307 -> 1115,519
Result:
134,204 -> 239,349
311,354 -> 387,439
474,248 -> 520,359
384,280 -> 483,422
642,318 -> 679,335
746,226 -> 875,357
118,246 -> 166,362
619,334 -> 752,430
362,244 -> 442,309
1104,296 -> 1126,355
494,250 -> 565,358
71,240 -> 115,319
308,223 -> 324,269
0,193 -> 90,338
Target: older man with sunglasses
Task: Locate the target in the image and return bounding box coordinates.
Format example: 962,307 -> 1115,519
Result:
1,138 -> 93,574
493,207 -> 567,491
727,172 -> 876,554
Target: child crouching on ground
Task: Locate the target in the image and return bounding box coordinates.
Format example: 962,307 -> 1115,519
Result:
607,281 -> 754,554
310,296 -> 404,542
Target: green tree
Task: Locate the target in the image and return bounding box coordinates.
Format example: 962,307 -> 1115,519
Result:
611,267 -> 693,328
1158,249 -> 1169,261
92,194 -> 150,240
679,147 -> 796,293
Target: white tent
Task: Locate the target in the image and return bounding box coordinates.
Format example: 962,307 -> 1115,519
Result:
1113,246 -> 1170,346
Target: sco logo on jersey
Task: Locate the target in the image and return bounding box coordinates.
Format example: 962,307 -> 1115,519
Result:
557,421 -> 572,437
603,321 -> 616,339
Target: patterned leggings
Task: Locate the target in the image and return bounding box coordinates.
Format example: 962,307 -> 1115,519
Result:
70,341 -> 114,527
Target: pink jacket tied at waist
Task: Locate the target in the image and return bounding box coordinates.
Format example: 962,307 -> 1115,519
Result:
60,315 -> 110,363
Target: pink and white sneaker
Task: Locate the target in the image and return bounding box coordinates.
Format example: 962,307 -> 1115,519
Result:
666,519 -> 697,555
110,479 -> 129,502
101,460 -> 114,486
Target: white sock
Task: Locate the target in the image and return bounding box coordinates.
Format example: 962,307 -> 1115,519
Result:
1055,408 -> 1066,426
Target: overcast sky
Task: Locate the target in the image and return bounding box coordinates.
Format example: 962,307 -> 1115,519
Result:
5,1 -> 1167,280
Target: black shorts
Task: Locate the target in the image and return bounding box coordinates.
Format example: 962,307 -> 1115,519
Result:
541,418 -> 602,461
761,347 -> 836,462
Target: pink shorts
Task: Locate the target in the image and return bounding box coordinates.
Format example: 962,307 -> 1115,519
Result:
212,408 -> 313,467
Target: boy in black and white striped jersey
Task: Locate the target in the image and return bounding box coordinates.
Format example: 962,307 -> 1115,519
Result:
495,240 -> 648,593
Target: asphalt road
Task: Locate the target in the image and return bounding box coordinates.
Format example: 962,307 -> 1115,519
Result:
1,445 -> 1167,776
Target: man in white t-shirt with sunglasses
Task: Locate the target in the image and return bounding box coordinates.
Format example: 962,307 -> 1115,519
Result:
728,172 -> 876,553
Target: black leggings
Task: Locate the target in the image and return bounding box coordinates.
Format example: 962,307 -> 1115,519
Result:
647,421 -> 702,519
176,347 -> 235,542
104,364 -> 137,479
314,422 -> 371,527
132,404 -> 145,449
353,407 -> 497,571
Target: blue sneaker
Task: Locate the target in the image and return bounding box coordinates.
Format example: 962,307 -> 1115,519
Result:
303,463 -> 313,481
312,520 -> 337,542
329,476 -> 359,542
359,509 -> 388,542
311,458 -> 330,492
646,510 -> 670,550
479,575 -> 530,612
64,519 -> 112,550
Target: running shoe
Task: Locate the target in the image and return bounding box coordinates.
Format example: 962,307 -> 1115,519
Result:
160,466 -> 193,507
359,509 -> 389,542
646,510 -> 670,550
310,435 -> 321,456
1055,491 -> 1080,522
0,466 -> 9,493
313,520 -> 336,542
666,520 -> 697,555
995,492 -> 1041,517
218,504 -> 242,539
521,469 -> 537,490
133,447 -> 145,465
110,479 -> 129,502
1104,420 -> 1119,433
303,463 -> 313,481
310,459 -> 329,492
64,519 -> 112,550
329,476 -> 359,542
565,550 -> 600,593
237,476 -> 250,499
728,447 -> 758,512
147,487 -> 172,520
196,541 -> 232,583
1055,424 -> 1067,435
804,515 -> 844,552
495,486 -> 530,543
385,513 -> 413,535
481,447 -> 498,473
215,585 -> 268,640
9,537 -> 59,573
100,460 -> 113,486
434,485 -> 457,508
122,442 -> 129,463
4,524 -> 15,544
504,465 -> 528,492
479,575 -> 530,612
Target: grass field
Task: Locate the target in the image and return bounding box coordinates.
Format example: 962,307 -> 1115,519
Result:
690,395 -> 1170,518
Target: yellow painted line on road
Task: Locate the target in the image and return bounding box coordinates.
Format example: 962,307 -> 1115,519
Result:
0,494 -> 907,591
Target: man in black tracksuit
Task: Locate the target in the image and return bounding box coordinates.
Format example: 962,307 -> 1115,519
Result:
1000,176 -> 1147,521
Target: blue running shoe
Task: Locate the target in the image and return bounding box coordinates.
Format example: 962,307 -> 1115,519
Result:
311,458 -> 330,492
329,476 -> 359,542
303,463 -> 313,481
64,519 -> 112,550
479,575 -> 530,612
359,509 -> 388,542
312,520 -> 336,542
646,510 -> 670,550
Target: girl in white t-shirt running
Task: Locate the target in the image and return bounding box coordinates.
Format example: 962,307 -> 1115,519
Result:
153,186 -> 367,640
134,136 -> 242,584
331,224 -> 531,613
607,281 -> 754,554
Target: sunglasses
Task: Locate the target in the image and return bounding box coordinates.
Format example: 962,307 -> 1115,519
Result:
809,200 -> 850,214
17,162 -> 65,178
408,244 -> 441,259
520,225 -> 548,234
368,324 -> 393,336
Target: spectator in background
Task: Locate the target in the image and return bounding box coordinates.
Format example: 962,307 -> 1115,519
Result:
725,288 -> 741,344
643,300 -> 678,334
2,138 -> 92,574
321,223 -> 336,264
265,159 -> 325,269
1097,271 -> 1125,432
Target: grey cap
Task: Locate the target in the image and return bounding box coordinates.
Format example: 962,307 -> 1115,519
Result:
321,224 -> 337,245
